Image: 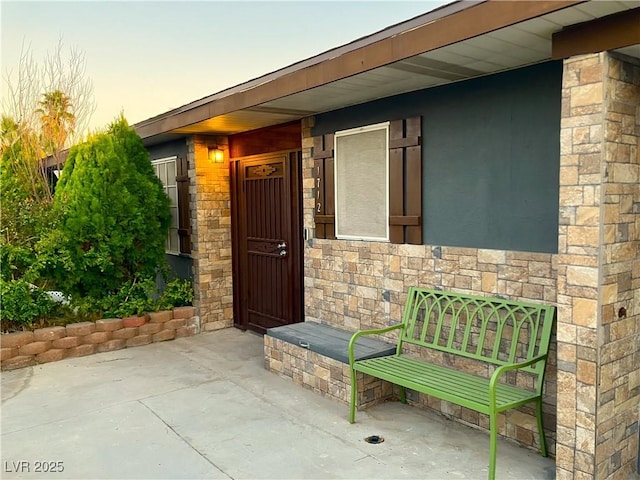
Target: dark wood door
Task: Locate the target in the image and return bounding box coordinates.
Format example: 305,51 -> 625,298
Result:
231,150 -> 303,334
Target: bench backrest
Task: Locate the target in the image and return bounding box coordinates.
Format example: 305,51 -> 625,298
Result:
399,287 -> 555,377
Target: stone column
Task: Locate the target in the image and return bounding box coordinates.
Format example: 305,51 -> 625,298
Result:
556,51 -> 604,480
556,51 -> 639,480
596,52 -> 639,479
187,135 -> 234,330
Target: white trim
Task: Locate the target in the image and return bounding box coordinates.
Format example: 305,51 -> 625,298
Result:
334,122 -> 389,138
151,156 -> 181,255
151,155 -> 178,165
334,122 -> 390,242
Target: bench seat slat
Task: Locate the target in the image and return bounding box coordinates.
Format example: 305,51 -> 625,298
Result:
354,355 -> 538,413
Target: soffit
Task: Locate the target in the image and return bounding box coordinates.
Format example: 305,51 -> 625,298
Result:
616,44 -> 640,58
149,1 -> 638,142
170,106 -> 316,135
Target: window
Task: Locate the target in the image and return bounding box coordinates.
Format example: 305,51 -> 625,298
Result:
334,123 -> 389,241
152,156 -> 180,254
151,155 -> 191,254
313,116 -> 422,244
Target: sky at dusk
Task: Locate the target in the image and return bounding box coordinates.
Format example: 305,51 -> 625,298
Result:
2,1 -> 450,131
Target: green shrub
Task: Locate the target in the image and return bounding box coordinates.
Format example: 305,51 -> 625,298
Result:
92,276 -> 157,319
1,115 -> 194,329
0,244 -> 36,282
157,279 -> 194,311
0,279 -> 58,330
0,125 -> 57,283
85,277 -> 193,318
40,116 -> 170,299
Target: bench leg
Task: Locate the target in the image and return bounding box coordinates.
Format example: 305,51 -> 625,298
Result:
536,398 -> 548,457
398,385 -> 407,404
349,368 -> 357,423
489,413 -> 497,480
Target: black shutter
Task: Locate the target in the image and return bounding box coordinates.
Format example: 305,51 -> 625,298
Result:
389,116 -> 422,244
312,134 -> 336,240
176,156 -> 191,254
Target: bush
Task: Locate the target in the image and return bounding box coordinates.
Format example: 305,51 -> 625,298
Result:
0,276 -> 195,332
69,277 -> 194,319
0,279 -> 59,330
157,279 -> 194,310
0,115 -> 194,332
0,243 -> 36,282
97,276 -> 157,318
40,116 -> 171,299
0,123 -> 57,282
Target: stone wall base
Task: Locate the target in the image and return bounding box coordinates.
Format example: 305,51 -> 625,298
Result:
264,335 -> 394,409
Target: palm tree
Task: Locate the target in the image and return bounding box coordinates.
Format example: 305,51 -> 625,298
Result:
37,89 -> 75,156
36,90 -> 76,199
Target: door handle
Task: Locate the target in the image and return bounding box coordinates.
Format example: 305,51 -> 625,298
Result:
279,250 -> 287,256
277,242 -> 287,249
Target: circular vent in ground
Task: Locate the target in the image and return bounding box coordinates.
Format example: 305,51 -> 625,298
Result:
364,435 -> 384,444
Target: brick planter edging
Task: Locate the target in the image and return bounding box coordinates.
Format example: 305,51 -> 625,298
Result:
0,306 -> 199,371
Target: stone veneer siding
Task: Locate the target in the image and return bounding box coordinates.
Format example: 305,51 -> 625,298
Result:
0,307 -> 198,371
556,51 -> 639,480
599,53 -> 640,480
264,335 -> 394,408
187,135 -> 234,331
301,117 -> 559,455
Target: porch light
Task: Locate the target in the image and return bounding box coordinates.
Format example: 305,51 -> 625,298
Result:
208,148 -> 224,163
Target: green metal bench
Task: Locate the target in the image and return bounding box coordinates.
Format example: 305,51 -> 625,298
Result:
348,287 -> 555,480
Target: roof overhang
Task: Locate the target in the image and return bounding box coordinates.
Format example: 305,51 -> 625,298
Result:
552,6 -> 640,58
136,0 -> 640,145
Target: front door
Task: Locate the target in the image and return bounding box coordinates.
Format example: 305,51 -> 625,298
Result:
231,150 -> 303,334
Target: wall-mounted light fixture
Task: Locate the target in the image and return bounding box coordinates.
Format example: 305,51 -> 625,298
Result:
208,147 -> 224,163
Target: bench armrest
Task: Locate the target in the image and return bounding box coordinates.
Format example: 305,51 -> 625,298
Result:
348,323 -> 404,365
489,354 -> 548,401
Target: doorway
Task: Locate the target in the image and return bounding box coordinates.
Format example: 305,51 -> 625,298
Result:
230,150 -> 303,334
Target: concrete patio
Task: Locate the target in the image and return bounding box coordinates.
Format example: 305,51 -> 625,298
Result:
1,328 -> 554,479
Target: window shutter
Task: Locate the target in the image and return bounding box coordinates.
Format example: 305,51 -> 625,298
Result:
176,156 -> 191,253
389,116 -> 422,244
313,133 -> 336,239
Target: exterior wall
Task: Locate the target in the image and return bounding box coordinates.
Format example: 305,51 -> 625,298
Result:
556,51 -> 606,480
264,335 -> 394,408
556,51 -> 639,480
187,135 -> 233,331
229,121 -> 301,158
166,253 -> 193,282
146,139 -> 194,282
312,61 -> 562,254
598,53 -> 639,479
301,117 -> 559,455
146,138 -> 188,161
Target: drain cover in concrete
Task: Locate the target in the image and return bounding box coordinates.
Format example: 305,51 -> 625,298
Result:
364,435 -> 384,444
